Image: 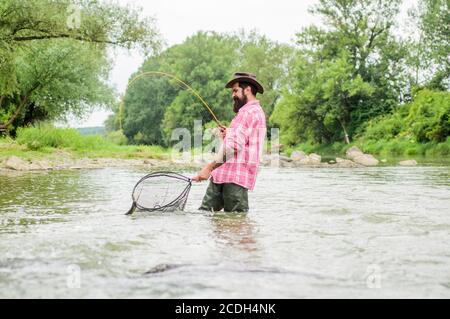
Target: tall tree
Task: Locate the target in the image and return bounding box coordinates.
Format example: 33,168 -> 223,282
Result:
407,0 -> 449,90
114,30 -> 294,145
160,31 -> 238,142
272,0 -> 406,145
0,0 -> 161,133
236,31 -> 296,118
121,56 -> 178,145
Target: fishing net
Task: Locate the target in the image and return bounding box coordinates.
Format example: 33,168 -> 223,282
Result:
125,171 -> 192,215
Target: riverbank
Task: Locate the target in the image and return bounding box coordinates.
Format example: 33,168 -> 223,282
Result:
0,137 -> 201,173
2,139 -> 449,175
1,125 -> 449,173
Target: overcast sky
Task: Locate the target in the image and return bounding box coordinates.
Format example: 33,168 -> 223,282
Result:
68,0 -> 417,128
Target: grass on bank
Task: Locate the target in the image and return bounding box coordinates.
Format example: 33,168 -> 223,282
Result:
0,126 -> 170,161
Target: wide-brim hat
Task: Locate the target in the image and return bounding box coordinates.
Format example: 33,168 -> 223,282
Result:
225,72 -> 264,94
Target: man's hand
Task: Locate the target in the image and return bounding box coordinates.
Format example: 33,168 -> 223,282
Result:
211,125 -> 227,140
192,163 -> 214,182
219,126 -> 227,139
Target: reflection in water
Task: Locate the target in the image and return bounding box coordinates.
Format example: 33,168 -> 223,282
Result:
210,213 -> 258,252
0,170 -> 93,216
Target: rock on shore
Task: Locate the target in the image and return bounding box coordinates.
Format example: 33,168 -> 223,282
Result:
4,156 -> 30,171
262,152 -> 363,168
345,146 -> 379,166
261,145 -> 386,168
399,160 -> 418,166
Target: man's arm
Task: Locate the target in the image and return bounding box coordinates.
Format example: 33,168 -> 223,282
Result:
192,127 -> 228,182
191,142 -> 226,182
192,113 -> 249,182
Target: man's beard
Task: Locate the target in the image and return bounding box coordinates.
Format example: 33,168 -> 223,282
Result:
233,95 -> 247,113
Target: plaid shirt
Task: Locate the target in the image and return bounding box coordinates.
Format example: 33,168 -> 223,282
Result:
211,100 -> 266,190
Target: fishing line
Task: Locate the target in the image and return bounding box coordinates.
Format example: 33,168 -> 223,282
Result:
119,71 -> 223,130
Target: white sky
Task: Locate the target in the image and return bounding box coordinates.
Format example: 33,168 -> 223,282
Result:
68,0 -> 417,128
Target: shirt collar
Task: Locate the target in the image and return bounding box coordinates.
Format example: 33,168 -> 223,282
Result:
238,99 -> 260,112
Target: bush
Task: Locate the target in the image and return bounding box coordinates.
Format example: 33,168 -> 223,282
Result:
361,140 -> 387,155
106,130 -> 128,145
353,89 -> 449,156
425,137 -> 450,156
406,90 -> 450,143
357,89 -> 450,144
359,113 -> 405,141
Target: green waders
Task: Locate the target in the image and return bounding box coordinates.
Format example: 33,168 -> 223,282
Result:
199,181 -> 249,212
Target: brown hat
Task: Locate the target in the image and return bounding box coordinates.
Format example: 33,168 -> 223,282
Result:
225,72 -> 264,94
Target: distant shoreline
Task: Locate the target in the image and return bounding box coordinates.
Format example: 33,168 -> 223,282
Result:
2,130 -> 449,174
0,157 -> 200,174
1,149 -> 449,175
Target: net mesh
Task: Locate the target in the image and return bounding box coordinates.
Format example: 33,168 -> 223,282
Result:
126,172 -> 192,214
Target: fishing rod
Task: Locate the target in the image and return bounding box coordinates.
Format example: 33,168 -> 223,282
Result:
119,71 -> 223,130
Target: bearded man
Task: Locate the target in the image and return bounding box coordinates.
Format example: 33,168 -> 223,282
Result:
192,72 -> 267,212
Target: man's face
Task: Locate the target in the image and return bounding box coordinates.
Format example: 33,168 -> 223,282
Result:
232,82 -> 247,113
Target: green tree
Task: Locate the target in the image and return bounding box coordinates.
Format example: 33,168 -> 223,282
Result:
272,52 -> 374,144
115,30 -> 294,146
272,0 -> 407,145
358,89 -> 450,144
0,0 -> 161,133
121,57 -> 178,145
407,0 -> 449,90
237,31 -> 296,118
406,90 -> 450,142
0,40 -> 114,131
160,31 -> 238,143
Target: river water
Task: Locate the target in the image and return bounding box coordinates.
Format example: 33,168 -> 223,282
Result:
0,165 -> 449,298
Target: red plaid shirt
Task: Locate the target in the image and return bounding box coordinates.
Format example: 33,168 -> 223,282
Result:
211,100 -> 266,190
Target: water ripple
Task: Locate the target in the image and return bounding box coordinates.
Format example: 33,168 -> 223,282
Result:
0,166 -> 449,298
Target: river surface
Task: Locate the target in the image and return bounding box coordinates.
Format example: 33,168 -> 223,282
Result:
0,165 -> 449,298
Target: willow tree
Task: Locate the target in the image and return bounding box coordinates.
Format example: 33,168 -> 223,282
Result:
0,0 -> 161,133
